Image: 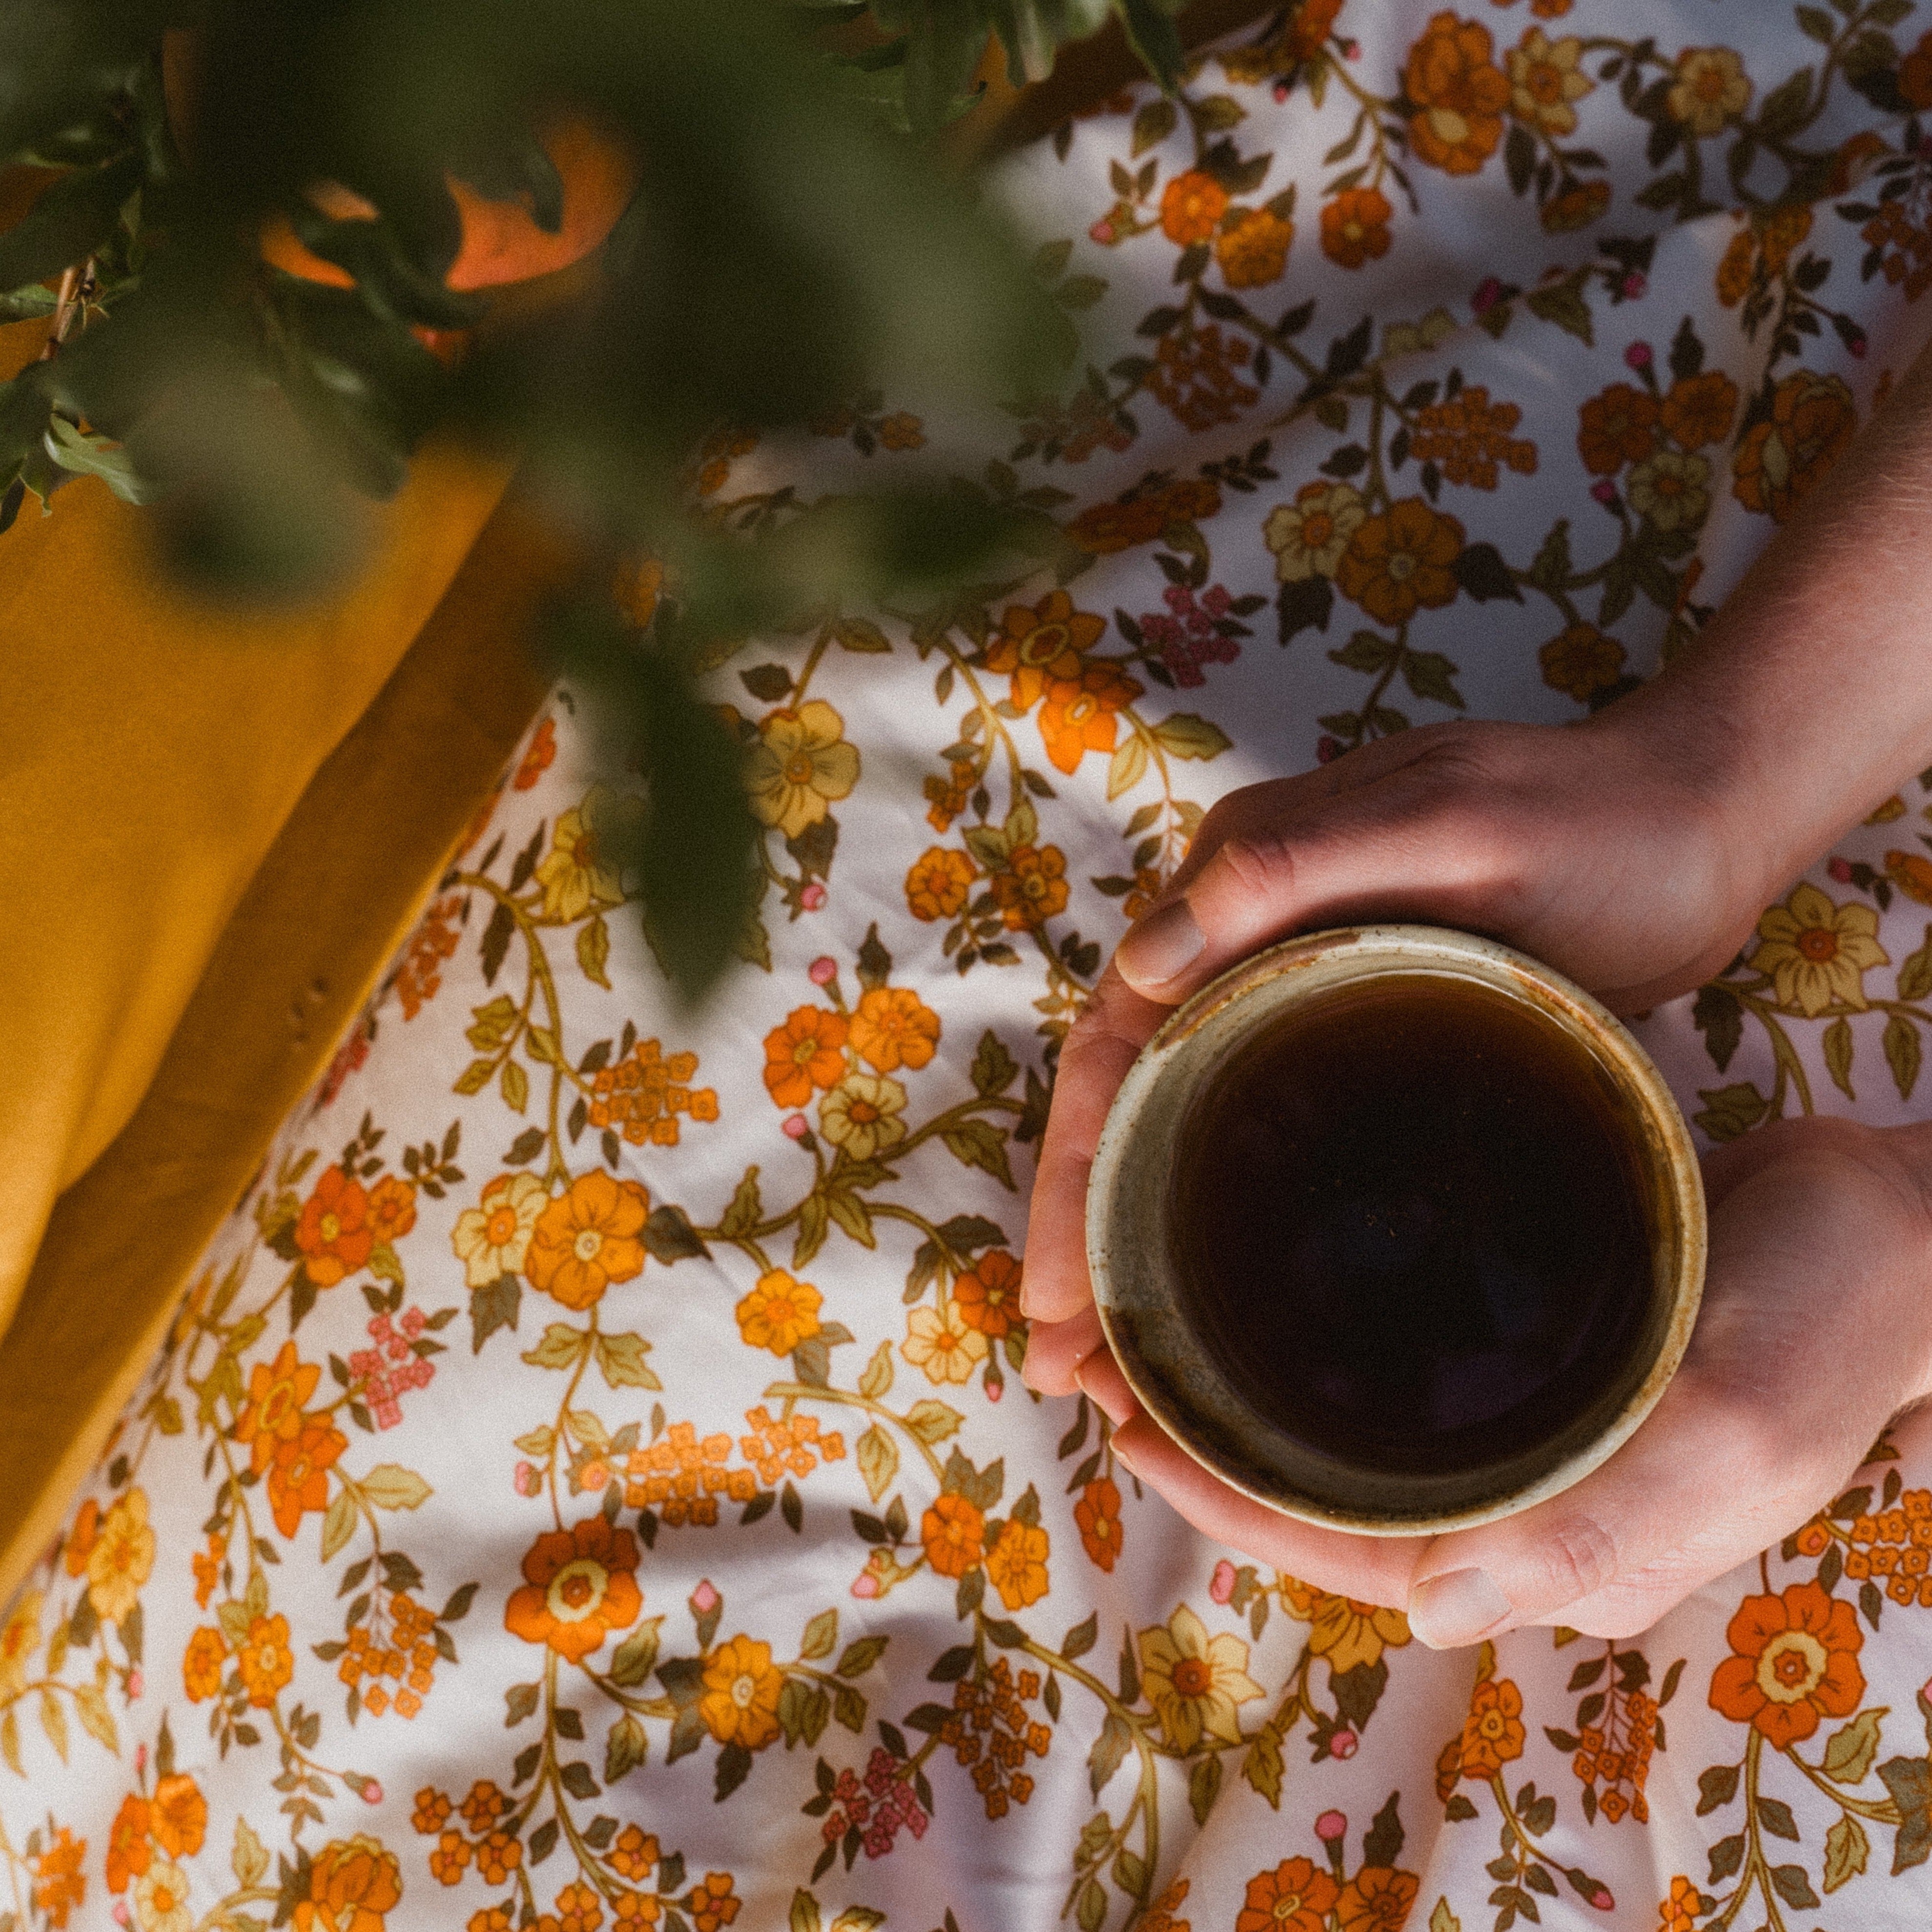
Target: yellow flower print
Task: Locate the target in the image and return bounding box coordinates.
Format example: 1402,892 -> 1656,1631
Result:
1138,1603 -> 1264,1750
906,847 -> 975,921
534,786 -> 641,922
1280,1578 -> 1413,1674
135,1861 -> 193,1932
1263,482 -> 1366,584
1667,47 -> 1750,136
1749,882 -> 1890,1017
86,1488 -> 155,1626
1625,450 -> 1710,533
0,1589 -> 39,1699
818,1072 -> 907,1160
987,1519 -> 1051,1610
902,1301 -> 988,1386
735,1270 -> 823,1355
451,1172 -> 549,1287
699,1634 -> 784,1749
1506,29 -> 1591,135
1214,207 -> 1294,288
743,700 -> 861,841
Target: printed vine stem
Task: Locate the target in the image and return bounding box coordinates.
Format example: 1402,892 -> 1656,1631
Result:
1783,1738 -> 1902,1823
540,1648 -> 628,1906
449,870 -> 576,1189
1488,1772 -> 1568,1898
1713,1729 -> 1788,1932
1720,978 -> 1821,1117
1012,1630 -> 1162,1926
0,1813 -> 31,1925
543,1310 -> 603,1530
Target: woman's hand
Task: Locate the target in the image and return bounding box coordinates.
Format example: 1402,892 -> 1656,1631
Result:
1056,1115 -> 1932,1646
1022,707 -> 1772,1400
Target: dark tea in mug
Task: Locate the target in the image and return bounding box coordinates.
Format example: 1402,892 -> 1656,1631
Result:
1167,972 -> 1656,1483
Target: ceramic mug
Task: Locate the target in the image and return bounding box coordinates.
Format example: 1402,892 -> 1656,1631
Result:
1084,924 -> 1707,1536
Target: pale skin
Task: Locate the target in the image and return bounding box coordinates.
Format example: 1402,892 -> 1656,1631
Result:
1021,335 -> 1932,1649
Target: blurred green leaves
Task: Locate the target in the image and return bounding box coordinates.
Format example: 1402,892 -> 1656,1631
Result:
0,0 -> 1171,994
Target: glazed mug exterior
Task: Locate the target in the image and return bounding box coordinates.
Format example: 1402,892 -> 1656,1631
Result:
1084,924 -> 1708,1536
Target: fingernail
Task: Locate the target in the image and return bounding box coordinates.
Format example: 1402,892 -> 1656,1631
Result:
1117,899 -> 1204,990
1407,1567 -> 1512,1650
1109,1428 -> 1143,1478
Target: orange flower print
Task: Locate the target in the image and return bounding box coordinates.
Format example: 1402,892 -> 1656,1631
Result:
1075,1478 -> 1123,1572
1539,624 -> 1626,702
1336,1867 -> 1420,1932
700,1634 -> 785,1749
1732,370 -> 1856,523
735,1269 -> 823,1355
984,590 -> 1105,711
850,986 -> 942,1073
1709,1579 -> 1865,1749
905,847 -> 975,921
1160,169 -> 1231,245
691,1872 -> 742,1932
1659,1874 -> 1705,1931
62,1497 -> 97,1577
1215,207 -> 1293,288
1541,179 -> 1609,232
1660,369 -> 1739,449
991,844 -> 1069,929
922,1493 -> 987,1578
1460,1675 -> 1526,1776
183,1625 -> 227,1701
291,1836 -> 402,1932
513,715 -> 557,789
987,1518 -> 1050,1610
526,1171 -> 650,1310
150,1774 -> 208,1859
29,1826 -> 85,1931
506,1517 -> 643,1664
234,1340 -> 321,1473
1321,186 -> 1393,268
1068,496 -> 1169,554
1577,382 -> 1659,474
1039,663 -> 1144,775
762,1006 -> 849,1108
1335,499 -> 1464,626
296,1165 -> 373,1286
267,1417 -> 348,1538
954,1250 -> 1023,1338
105,1794 -> 150,1892
238,1611 -> 294,1706
1236,1857 -> 1339,1932
1716,225 -> 1756,306
1405,13 -> 1509,176
1886,848 -> 1932,906
1143,1874 -> 1191,1932
366,1172 -> 417,1245
554,1879 -> 605,1932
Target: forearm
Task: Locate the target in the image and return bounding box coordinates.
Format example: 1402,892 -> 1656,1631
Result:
1599,331 -> 1932,904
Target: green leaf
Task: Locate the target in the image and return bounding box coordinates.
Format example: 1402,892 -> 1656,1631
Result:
1132,98 -> 1177,156
1898,925 -> 1932,1002
1885,1013 -> 1922,1101
605,1712 -> 648,1782
38,1690 -> 66,1765
1241,1726 -> 1283,1808
71,1683 -> 116,1754
320,1486 -> 359,1562
233,1817 -> 270,1890
643,1203 -> 709,1264
1401,649 -> 1466,710
358,1464 -> 432,1511
576,915 -> 612,988
857,1424 -> 899,1502
1825,1811 -> 1869,1892
1106,733 -> 1149,800
523,1323 -> 591,1371
1112,0 -> 1185,90
1152,713 -> 1233,760
1188,1751 -> 1222,1826
940,1118 -> 1015,1188
594,1331 -> 661,1390
1088,1709 -> 1132,1795
1524,271 -> 1594,345
470,1274 -> 520,1353
1329,630 -> 1397,673
971,1030 -> 1020,1097
43,416 -> 153,505
1823,1707 -> 1887,1784
607,1618 -> 662,1688
801,1608 -> 839,1660
904,1399 -> 964,1445
1694,1081 -> 1768,1143
0,151 -> 142,293
1430,1903 -> 1461,1932
499,1057 -> 529,1113
1825,1016 -> 1856,1099
790,1892 -> 822,1932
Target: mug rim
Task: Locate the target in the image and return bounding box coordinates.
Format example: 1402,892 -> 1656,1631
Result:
1085,923 -> 1708,1536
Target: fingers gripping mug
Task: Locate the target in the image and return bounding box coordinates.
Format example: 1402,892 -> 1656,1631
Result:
1085,925 -> 1707,1535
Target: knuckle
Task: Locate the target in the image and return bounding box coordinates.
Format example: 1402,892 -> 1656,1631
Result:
1535,1511 -> 1618,1608
1211,828 -> 1298,903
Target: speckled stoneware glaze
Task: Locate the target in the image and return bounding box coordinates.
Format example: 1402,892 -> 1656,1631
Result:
1086,925 -> 1708,1536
